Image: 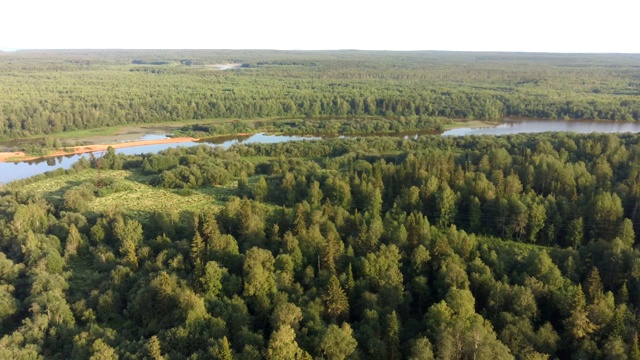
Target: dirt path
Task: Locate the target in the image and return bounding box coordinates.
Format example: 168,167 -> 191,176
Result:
0,137 -> 200,163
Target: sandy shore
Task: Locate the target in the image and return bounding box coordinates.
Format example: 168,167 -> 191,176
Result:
207,63 -> 243,70
0,137 -> 199,163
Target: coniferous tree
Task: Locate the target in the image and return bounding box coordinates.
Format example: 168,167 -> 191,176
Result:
146,336 -> 164,360
190,231 -> 205,268
323,275 -> 349,322
385,311 -> 401,360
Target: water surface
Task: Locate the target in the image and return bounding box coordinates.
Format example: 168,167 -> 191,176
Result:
4,119 -> 640,184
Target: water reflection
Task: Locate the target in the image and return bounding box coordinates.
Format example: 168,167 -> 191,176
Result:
441,118 -> 640,136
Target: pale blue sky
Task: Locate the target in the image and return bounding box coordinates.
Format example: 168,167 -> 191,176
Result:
1,0 -> 638,53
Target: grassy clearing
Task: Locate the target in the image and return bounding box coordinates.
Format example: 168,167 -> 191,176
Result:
19,170 -> 105,204
18,169 -> 235,217
45,117 -> 273,140
51,127 -> 123,140
89,181 -> 221,220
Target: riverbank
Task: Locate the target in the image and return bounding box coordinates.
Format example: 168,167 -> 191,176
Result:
0,119 -> 506,163
0,137 -> 200,163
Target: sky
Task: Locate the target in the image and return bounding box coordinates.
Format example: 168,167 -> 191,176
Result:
1,0 -> 638,53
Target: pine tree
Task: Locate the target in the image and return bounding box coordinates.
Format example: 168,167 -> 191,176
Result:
323,275 -> 349,322
564,285 -> 597,340
385,311 -> 401,360
190,231 -> 205,268
343,263 -> 355,295
214,336 -> 233,360
584,267 -> 604,304
201,212 -> 221,256
147,336 -> 164,360
617,281 -> 629,305
322,229 -> 342,275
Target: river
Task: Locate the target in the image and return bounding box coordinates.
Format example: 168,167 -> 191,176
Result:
3,118 -> 640,184
440,117 -> 640,136
0,133 -> 320,184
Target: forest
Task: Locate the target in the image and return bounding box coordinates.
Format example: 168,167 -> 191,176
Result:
2,131 -> 640,359
1,50 -> 640,139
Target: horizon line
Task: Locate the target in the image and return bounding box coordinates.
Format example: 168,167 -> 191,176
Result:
2,48 -> 640,55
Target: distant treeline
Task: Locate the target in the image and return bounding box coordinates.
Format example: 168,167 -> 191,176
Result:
1,50 -> 639,138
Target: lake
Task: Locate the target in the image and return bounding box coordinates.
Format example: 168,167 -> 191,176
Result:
3,118 -> 640,184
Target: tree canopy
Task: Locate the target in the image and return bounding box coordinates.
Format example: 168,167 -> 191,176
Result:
3,131 -> 640,359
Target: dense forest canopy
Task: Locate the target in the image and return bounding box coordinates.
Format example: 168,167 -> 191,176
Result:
3,132 -> 640,359
1,50 -> 640,138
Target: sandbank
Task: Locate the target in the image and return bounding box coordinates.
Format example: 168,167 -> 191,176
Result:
0,137 -> 199,163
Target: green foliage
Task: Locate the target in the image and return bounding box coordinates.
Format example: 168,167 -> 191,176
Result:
4,130 -> 640,359
266,325 -> 302,360
409,337 -> 435,360
319,323 -> 358,360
